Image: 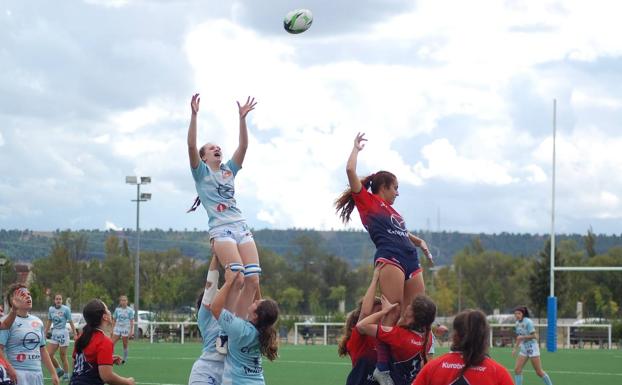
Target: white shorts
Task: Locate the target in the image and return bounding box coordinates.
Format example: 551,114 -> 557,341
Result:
209,222 -> 254,245
16,370 -> 43,385
49,329 -> 70,347
188,357 -> 224,385
113,325 -> 131,337
519,341 -> 540,357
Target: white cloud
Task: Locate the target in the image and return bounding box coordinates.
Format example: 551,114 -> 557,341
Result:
2,0 -> 622,234
414,138 -> 516,185
105,221 -> 123,231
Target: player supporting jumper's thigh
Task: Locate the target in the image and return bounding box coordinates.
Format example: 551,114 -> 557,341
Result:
186,93 -> 262,327
335,132 -> 434,385
188,256 -> 225,385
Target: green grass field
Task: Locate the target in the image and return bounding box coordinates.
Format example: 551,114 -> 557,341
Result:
45,342 -> 622,385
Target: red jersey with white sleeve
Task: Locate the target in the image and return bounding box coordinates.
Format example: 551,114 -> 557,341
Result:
412,351 -> 513,385
377,326 -> 432,385
345,328 -> 378,385
352,188 -> 421,278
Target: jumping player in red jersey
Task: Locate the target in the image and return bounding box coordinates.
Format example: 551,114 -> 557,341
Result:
413,309 -> 513,385
338,264 -> 384,385
357,295 -> 436,385
336,133 -> 434,385
70,299 -> 135,385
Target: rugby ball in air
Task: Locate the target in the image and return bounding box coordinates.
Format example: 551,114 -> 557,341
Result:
284,9 -> 313,34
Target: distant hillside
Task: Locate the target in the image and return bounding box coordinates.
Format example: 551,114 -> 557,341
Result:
2,228 -> 621,266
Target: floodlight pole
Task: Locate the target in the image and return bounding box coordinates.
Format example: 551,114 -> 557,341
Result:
126,176 -> 151,339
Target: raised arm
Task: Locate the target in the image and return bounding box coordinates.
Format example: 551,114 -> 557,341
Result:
211,268 -> 243,320
359,263 -> 383,321
0,291 -> 26,329
232,96 -> 257,167
187,93 -> 201,169
346,133 -> 367,194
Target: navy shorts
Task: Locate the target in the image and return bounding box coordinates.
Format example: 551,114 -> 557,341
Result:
375,254 -> 421,280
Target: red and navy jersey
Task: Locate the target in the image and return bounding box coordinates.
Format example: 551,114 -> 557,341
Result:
377,326 -> 432,385
345,328 -> 378,385
412,352 -> 513,385
353,188 -> 417,261
0,357 -> 13,385
70,330 -> 114,385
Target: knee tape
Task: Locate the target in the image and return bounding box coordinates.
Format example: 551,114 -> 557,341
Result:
243,263 -> 262,276
225,262 -> 245,273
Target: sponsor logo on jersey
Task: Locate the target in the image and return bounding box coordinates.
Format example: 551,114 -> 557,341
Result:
216,203 -> 228,212
222,170 -> 232,178
16,353 -> 26,362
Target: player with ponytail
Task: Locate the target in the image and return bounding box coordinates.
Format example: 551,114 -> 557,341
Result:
338,263 -> 383,385
413,309 -> 513,385
210,268 -> 279,385
71,299 -> 135,385
336,133 -> 434,385
356,294 -> 436,385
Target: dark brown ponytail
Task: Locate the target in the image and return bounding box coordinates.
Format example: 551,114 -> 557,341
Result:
407,295 -> 436,365
255,299 -> 280,361
76,299 -> 107,354
335,171 -> 397,223
451,309 -> 489,376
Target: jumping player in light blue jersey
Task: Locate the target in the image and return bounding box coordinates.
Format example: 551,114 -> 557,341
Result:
111,295 -> 134,364
45,293 -> 78,381
187,93 -> 263,353
188,256 -> 225,385
210,268 -> 279,385
512,306 -> 553,385
0,284 -> 59,385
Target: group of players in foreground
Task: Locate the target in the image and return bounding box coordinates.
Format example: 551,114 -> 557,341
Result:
0,94 -> 554,385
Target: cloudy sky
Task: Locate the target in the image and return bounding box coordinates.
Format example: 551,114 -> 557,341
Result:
1,0 -> 621,235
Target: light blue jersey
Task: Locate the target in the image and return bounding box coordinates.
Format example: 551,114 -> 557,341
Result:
198,305 -> 223,360
516,317 -> 538,350
48,305 -> 71,330
191,159 -> 244,230
113,306 -> 135,327
0,314 -> 46,371
218,309 -> 264,385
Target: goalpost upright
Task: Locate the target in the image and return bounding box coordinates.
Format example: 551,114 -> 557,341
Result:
546,99 -> 622,352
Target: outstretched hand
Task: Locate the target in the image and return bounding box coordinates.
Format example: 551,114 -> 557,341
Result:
191,93 -> 200,115
237,96 -> 257,119
354,132 -> 367,151
11,289 -> 29,309
380,295 -> 398,313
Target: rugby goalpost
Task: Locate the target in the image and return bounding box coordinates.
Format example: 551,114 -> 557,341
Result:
546,99 -> 622,352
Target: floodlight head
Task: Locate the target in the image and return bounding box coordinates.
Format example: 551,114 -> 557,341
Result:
140,193 -> 152,201
126,176 -> 137,184
140,176 -> 151,184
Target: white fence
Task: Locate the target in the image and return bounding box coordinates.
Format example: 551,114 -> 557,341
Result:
147,321 -> 198,344
293,322 -> 615,349
489,323 -> 613,349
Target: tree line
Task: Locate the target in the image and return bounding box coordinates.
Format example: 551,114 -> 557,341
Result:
1,229 -> 621,324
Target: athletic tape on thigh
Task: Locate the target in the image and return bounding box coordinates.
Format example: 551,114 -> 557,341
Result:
243,263 -> 262,276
